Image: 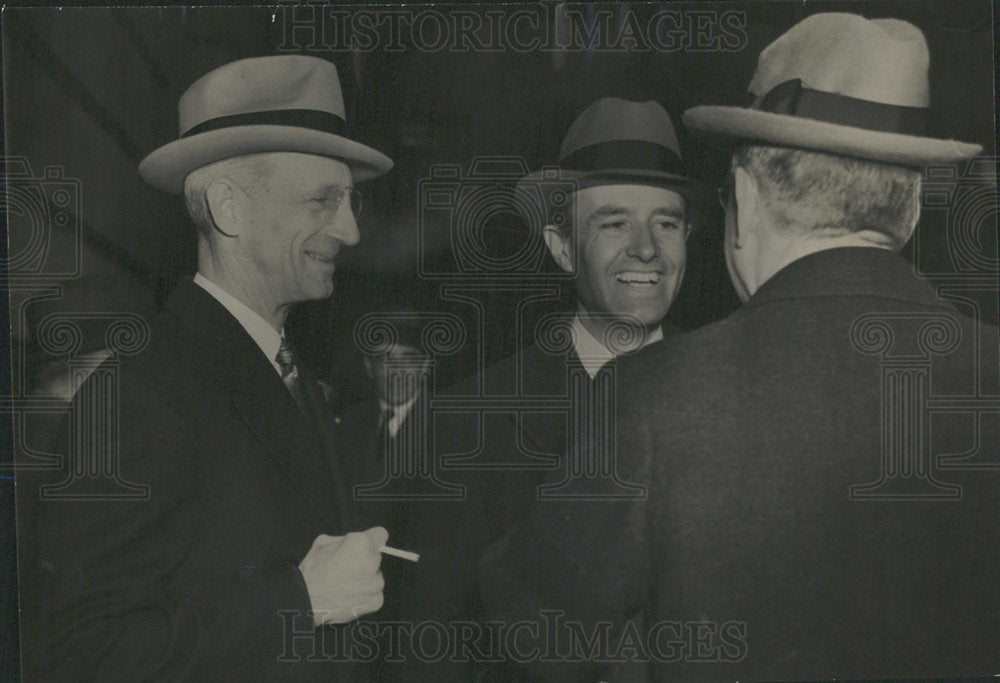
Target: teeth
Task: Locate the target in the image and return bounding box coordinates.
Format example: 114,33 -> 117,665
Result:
616,272 -> 660,284
306,252 -> 335,263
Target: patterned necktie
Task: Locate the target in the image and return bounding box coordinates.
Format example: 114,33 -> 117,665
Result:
276,337 -> 307,411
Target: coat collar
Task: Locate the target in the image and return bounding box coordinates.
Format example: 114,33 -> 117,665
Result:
748,247 -> 947,310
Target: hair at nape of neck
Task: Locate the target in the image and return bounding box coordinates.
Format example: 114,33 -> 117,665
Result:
731,144 -> 922,249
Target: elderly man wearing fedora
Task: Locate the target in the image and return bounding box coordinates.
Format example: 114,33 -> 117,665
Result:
20,56 -> 395,679
388,97 -> 701,681
479,13 -> 1000,681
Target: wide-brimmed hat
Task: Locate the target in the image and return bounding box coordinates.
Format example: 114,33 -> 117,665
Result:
140,55 -> 393,194
683,13 -> 982,165
517,97 -> 705,227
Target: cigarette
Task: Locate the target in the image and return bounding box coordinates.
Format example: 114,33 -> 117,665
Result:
379,545 -> 420,562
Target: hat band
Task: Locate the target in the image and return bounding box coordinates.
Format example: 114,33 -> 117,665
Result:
755,79 -> 926,136
182,108 -> 347,138
560,140 -> 686,176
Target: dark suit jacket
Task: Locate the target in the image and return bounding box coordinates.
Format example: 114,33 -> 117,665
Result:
18,280 -> 361,681
398,330 -> 672,681
334,389 -> 422,680
480,247 -> 1000,680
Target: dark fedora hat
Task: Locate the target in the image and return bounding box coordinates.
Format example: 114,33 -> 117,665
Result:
516,97 -> 705,226
140,55 -> 393,194
684,13 -> 982,165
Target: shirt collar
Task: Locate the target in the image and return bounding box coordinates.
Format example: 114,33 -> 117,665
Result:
193,273 -> 284,375
378,395 -> 420,438
571,313 -> 664,379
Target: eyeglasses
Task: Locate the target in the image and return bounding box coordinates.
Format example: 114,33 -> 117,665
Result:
316,185 -> 363,220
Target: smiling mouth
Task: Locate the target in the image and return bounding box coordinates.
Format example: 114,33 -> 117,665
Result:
616,271 -> 662,286
305,251 -> 337,265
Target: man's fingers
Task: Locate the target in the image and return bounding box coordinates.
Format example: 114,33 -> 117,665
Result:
364,526 -> 389,550
335,531 -> 384,571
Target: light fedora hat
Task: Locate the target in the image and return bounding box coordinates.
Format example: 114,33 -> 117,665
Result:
140,55 -> 393,194
517,97 -> 705,225
684,13 -> 981,165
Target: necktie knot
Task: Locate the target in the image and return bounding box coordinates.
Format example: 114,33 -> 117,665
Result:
276,338 -> 296,380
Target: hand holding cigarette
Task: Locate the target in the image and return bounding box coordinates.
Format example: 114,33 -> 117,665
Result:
298,527 -> 388,626
379,545 -> 420,562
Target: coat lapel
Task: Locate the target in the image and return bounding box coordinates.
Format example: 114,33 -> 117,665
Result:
513,321 -> 682,459
165,281 -> 347,530
297,363 -> 353,527
512,343 -> 574,460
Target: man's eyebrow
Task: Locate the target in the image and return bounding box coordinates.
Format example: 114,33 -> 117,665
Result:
305,180 -> 350,195
586,205 -> 633,220
650,206 -> 686,221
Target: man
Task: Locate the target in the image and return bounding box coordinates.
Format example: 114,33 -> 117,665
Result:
466,96 -> 702,540
396,98 -> 702,680
480,13 -> 1000,680
335,312 -> 432,679
19,55 -> 395,679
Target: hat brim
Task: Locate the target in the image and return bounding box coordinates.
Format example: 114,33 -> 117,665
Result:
139,125 -> 394,194
515,168 -> 711,228
683,106 -> 982,166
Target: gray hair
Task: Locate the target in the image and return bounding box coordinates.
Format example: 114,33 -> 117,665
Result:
182,154 -> 275,235
732,144 -> 921,249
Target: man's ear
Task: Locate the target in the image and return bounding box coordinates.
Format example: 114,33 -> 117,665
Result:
731,166 -> 759,249
205,178 -> 243,238
542,224 -> 574,273
909,180 -> 922,232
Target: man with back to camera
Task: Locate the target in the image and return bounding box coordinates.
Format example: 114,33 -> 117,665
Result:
19,55 -> 398,679
479,13 -> 1000,680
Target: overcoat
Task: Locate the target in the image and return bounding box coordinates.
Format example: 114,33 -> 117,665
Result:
19,280 -> 362,681
481,247 -> 1000,680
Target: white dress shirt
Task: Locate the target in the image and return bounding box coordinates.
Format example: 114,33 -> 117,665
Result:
571,313 -> 664,378
379,395 -> 420,439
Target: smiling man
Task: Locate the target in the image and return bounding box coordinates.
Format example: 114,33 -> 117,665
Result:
394,97 -> 703,681
536,98 -> 698,375
544,181 -> 690,373
19,56 -> 395,680
460,97 -> 702,543
479,14 -> 1000,681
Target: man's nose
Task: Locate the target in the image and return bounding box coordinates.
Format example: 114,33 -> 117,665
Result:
327,198 -> 360,246
626,224 -> 659,261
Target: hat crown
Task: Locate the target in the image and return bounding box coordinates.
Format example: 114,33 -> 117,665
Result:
177,55 -> 345,136
560,97 -> 682,160
748,13 -> 930,108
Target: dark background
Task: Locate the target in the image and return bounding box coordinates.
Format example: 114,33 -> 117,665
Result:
2,1 -> 996,678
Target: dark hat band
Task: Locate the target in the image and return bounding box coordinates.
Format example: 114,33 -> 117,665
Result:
182,108 -> 347,138
755,79 -> 927,136
560,139 -> 686,177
